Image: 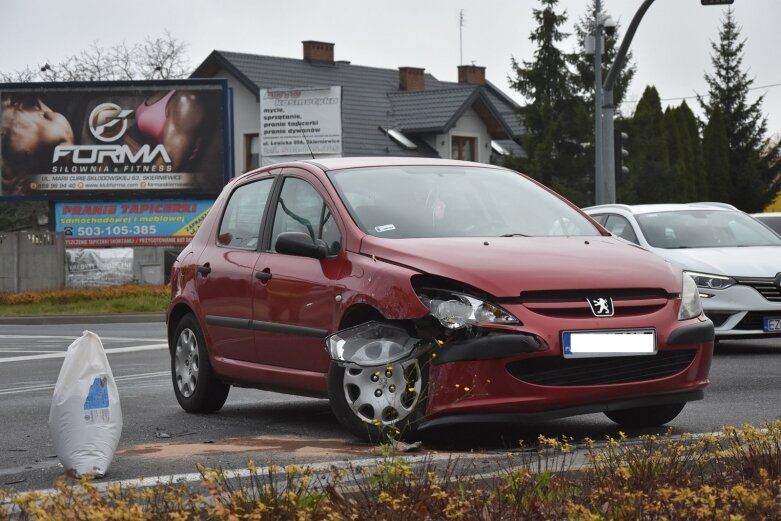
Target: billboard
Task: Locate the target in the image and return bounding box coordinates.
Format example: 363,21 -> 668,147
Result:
66,248 -> 134,288
55,199 -> 213,248
0,80 -> 230,199
260,86 -> 342,158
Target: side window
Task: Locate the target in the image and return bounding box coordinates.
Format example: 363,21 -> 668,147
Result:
590,213 -> 607,226
604,214 -> 639,244
271,177 -> 342,256
217,178 -> 273,249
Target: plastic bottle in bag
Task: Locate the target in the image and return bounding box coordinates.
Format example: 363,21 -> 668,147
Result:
48,330 -> 123,477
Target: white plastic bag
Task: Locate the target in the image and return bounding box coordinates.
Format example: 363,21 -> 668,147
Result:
48,330 -> 123,477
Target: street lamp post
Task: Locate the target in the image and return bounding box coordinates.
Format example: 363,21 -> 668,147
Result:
594,0 -> 736,205
593,0 -> 605,205
599,0 -> 656,205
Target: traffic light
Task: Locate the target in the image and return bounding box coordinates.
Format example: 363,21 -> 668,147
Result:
614,130 -> 629,175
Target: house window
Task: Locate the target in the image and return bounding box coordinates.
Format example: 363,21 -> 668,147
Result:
244,134 -> 259,172
451,136 -> 476,161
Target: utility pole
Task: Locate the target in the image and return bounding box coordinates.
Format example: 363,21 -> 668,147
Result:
599,0 -> 656,205
595,0 -> 734,204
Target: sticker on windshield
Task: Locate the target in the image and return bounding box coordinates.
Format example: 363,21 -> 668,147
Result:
375,224 -> 396,233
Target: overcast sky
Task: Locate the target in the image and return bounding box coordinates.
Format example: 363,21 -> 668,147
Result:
2,0 -> 779,136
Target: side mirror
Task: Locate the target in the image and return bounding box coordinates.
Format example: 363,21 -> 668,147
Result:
275,232 -> 328,260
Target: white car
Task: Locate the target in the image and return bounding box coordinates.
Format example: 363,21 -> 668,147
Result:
584,203 -> 781,340
752,212 -> 781,236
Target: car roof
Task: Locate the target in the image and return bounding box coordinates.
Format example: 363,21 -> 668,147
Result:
584,202 -> 739,215
244,157 -> 508,174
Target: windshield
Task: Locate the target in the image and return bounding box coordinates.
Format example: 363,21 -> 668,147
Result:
328,165 -> 601,239
637,209 -> 781,248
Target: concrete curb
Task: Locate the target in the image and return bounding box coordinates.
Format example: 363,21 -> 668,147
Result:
0,313 -> 165,325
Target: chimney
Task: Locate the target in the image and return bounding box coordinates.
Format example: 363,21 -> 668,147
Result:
458,64 -> 486,85
398,67 -> 425,91
302,41 -> 334,63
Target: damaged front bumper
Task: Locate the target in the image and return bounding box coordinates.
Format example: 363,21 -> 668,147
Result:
325,320 -> 544,368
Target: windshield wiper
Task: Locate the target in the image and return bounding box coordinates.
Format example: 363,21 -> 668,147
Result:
500,233 -> 530,237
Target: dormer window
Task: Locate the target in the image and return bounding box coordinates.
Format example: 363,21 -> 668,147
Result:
380,127 -> 418,150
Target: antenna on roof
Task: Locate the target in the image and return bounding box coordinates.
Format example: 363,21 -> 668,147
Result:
459,9 -> 465,66
296,121 -> 316,159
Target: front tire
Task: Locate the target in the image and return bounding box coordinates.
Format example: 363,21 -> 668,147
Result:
328,356 -> 427,443
604,402 -> 686,428
171,313 -> 230,413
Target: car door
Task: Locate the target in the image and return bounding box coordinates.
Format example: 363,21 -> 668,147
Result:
252,169 -> 346,374
195,176 -> 275,363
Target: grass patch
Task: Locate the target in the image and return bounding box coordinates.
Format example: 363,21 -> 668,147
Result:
2,421 -> 780,520
0,285 -> 169,316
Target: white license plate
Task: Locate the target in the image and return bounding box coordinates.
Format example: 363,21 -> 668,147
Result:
562,329 -> 656,358
763,318 -> 781,332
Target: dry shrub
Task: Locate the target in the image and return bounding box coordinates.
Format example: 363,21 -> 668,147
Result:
1,422 -> 780,520
0,284 -> 168,306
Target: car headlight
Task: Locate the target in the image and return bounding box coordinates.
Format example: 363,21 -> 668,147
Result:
678,273 -> 704,320
418,290 -> 519,329
684,271 -> 736,290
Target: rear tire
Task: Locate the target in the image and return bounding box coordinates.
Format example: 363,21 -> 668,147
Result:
604,402 -> 686,428
171,313 -> 230,413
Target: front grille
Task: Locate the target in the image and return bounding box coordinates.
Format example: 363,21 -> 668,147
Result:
735,312 -> 781,330
506,350 -> 696,386
516,288 -> 669,302
704,312 -> 731,327
735,277 -> 781,302
510,288 -> 670,319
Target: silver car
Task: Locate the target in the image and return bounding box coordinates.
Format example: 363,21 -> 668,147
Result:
752,212 -> 781,236
584,203 -> 781,340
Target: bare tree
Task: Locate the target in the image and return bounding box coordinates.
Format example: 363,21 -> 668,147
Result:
0,31 -> 190,82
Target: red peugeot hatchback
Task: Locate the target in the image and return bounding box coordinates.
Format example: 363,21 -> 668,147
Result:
168,158 -> 714,441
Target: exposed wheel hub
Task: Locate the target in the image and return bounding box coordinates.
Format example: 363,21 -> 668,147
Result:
342,359 -> 422,426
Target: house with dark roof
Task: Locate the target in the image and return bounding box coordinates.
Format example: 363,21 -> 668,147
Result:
192,41 -> 525,175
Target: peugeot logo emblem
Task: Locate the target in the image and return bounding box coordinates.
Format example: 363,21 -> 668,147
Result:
588,297 -> 614,317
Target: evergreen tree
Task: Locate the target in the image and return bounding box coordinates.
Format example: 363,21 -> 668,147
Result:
624,86 -> 670,203
507,0 -> 590,204
699,8 -> 779,211
675,102 -> 706,200
664,107 -> 690,202
701,106 -> 731,202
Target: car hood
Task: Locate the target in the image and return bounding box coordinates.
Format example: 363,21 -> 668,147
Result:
359,235 -> 681,297
649,245 -> 781,278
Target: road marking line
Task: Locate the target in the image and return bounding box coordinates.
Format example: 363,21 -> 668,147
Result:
19,453 -> 459,497
0,350 -> 61,354
0,335 -> 166,342
0,343 -> 168,364
0,371 -> 170,396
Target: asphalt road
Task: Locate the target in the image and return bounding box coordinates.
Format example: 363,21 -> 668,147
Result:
1,320 -> 779,493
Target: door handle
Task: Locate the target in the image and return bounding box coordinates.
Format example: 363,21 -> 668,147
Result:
197,265 -> 211,275
255,270 -> 272,281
